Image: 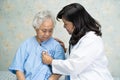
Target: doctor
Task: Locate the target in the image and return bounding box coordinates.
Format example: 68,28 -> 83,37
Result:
42,3 -> 113,80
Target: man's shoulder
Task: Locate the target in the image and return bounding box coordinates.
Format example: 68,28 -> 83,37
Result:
49,37 -> 61,46
20,36 -> 35,47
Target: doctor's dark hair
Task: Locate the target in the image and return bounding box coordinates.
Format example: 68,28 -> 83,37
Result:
57,3 -> 102,46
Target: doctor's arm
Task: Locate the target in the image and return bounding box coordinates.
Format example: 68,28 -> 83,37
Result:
52,37 -> 103,75
42,44 -> 65,80
42,53 -> 61,80
42,37 -> 103,75
42,53 -> 62,80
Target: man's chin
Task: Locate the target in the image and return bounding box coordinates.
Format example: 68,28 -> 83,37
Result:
43,38 -> 50,41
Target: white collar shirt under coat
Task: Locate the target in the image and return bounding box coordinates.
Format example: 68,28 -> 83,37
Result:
52,31 -> 113,80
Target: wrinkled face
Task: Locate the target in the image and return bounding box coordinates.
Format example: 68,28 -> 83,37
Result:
36,18 -> 54,42
62,17 -> 75,35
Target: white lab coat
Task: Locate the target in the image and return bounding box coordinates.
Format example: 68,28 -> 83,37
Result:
52,31 -> 113,80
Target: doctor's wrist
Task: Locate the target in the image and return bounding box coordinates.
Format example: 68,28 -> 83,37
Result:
50,58 -> 53,64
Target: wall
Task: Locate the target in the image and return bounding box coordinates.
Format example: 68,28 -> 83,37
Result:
0,0 -> 120,79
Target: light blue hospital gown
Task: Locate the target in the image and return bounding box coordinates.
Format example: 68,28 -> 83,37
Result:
9,36 -> 65,80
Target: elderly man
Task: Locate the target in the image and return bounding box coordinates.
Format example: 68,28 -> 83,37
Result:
9,10 -> 65,80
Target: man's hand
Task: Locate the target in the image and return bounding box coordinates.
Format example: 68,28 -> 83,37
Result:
49,74 -> 61,80
16,70 -> 25,80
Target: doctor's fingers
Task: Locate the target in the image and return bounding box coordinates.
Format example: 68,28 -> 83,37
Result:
54,38 -> 63,43
42,51 -> 48,54
54,38 -> 65,46
42,54 -> 51,64
42,52 -> 50,60
42,51 -> 49,57
42,54 -> 47,64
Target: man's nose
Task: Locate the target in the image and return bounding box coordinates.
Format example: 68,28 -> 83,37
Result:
45,31 -> 50,36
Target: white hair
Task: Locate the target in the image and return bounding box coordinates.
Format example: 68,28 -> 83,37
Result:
32,10 -> 56,29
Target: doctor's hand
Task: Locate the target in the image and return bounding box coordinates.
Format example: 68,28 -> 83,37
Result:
54,38 -> 67,53
42,51 -> 53,65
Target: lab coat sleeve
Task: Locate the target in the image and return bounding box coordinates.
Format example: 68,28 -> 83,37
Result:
52,36 -> 104,75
